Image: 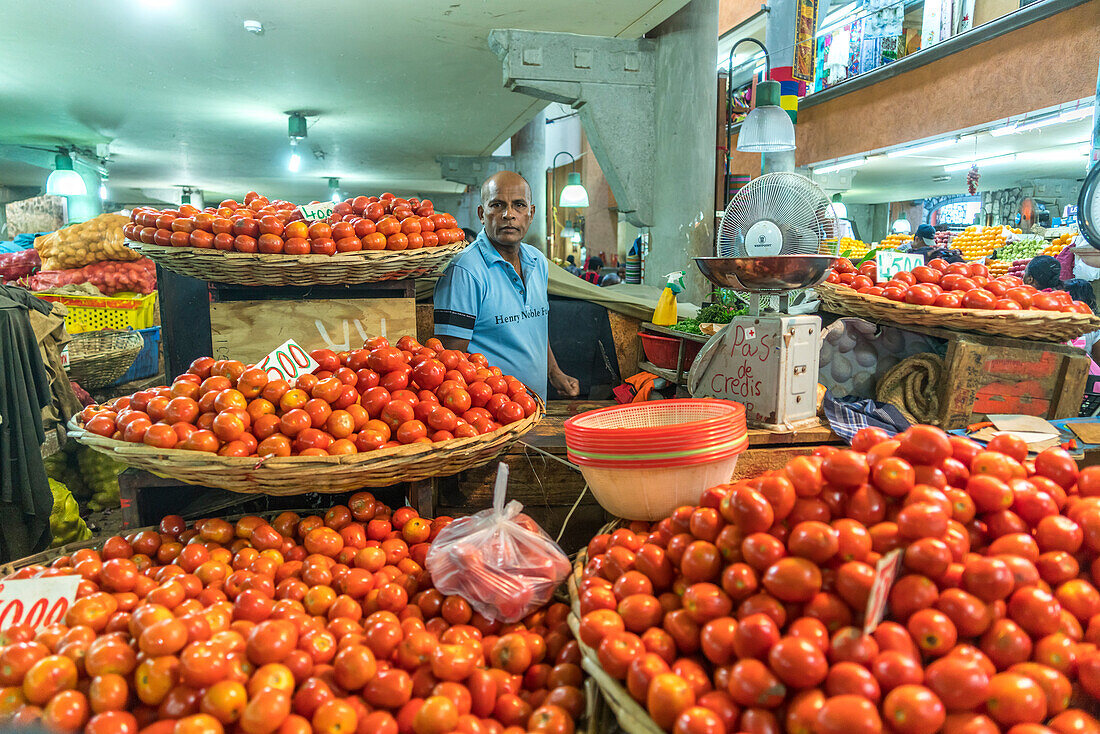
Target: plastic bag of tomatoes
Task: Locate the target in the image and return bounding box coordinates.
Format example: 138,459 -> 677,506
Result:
426,463 -> 571,622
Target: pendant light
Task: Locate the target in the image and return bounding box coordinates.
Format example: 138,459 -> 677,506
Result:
892,215 -> 912,234
288,113 -> 307,173
561,220 -> 575,238
551,152 -> 589,208
727,39 -> 795,155
45,150 -> 87,196
329,178 -> 341,203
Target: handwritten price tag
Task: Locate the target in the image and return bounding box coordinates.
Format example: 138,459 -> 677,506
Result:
863,548 -> 903,634
299,201 -> 336,221
256,339 -> 319,382
875,251 -> 924,283
0,576 -> 79,633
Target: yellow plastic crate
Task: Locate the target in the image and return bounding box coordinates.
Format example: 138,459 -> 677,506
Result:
36,291 -> 158,333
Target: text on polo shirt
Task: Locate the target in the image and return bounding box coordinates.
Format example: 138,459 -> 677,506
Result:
494,306 -> 550,325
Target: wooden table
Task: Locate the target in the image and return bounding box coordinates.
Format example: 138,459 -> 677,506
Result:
433,401 -> 842,553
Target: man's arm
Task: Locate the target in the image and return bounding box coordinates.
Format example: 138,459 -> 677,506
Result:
438,336 -> 470,352
433,265 -> 479,353
548,342 -> 580,397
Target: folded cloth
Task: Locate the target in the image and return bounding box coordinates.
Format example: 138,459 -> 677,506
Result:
823,391 -> 912,444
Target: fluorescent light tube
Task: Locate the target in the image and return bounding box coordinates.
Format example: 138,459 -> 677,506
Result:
813,158 -> 866,174
886,140 -> 951,158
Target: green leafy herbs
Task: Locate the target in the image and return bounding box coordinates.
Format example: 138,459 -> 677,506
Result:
670,320 -> 704,335
670,291 -> 747,334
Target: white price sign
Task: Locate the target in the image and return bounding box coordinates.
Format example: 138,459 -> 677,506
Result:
875,251 -> 925,283
299,202 -> 336,221
0,576 -> 79,633
863,548 -> 903,634
256,339 -> 320,382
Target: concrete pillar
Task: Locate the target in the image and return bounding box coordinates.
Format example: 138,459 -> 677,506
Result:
648,0 -> 719,301
510,110 -> 548,252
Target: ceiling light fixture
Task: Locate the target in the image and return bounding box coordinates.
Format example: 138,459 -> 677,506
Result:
728,39 -> 796,157
287,113 -> 307,173
989,123 -> 1018,137
1014,115 -> 1061,133
886,140 -> 951,158
552,151 -> 589,207
892,216 -> 912,234
944,153 -> 1016,173
1057,107 -> 1093,123
243,20 -> 263,34
45,150 -> 87,196
813,157 -> 867,174
561,220 -> 575,238
288,140 -> 301,173
98,172 -> 109,201
329,178 -> 341,204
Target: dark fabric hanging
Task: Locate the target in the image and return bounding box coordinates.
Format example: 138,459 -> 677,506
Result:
0,285 -> 54,562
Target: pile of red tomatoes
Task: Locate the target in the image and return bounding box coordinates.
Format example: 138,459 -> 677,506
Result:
0,496 -> 583,733
78,336 -> 538,458
123,191 -> 466,255
826,259 -> 1093,314
578,424 -> 1100,734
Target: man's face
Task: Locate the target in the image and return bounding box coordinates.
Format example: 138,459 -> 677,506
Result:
479,179 -> 534,246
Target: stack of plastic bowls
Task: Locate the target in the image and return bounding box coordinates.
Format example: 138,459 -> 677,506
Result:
564,399 -> 748,520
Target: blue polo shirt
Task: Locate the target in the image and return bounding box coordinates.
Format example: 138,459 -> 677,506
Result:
433,231 -> 549,399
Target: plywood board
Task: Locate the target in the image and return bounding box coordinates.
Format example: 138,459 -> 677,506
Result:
209,298 -> 416,364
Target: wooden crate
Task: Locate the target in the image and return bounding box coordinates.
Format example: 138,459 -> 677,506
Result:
901,324 -> 1089,429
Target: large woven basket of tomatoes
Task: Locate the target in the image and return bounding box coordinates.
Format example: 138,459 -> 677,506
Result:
68,336 -> 544,494
124,191 -> 468,286
0,498 -> 588,733
819,258 -> 1100,342
570,425 -> 1100,734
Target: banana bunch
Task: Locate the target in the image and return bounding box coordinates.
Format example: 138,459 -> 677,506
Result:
78,447 -> 124,512
49,479 -> 92,548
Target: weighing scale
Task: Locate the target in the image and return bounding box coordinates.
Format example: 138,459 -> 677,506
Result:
687,173 -> 841,430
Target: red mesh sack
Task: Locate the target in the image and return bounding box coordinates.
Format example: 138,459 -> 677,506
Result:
0,249 -> 41,280
30,258 -> 157,295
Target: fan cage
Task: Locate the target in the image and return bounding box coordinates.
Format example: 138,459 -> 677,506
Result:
716,172 -> 839,258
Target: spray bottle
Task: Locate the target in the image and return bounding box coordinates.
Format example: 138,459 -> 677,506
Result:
652,271 -> 685,326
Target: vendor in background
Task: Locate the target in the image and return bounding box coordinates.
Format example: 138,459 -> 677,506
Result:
904,224 -> 964,263
899,224 -> 937,253
1024,255 -> 1063,291
564,255 -> 582,276
433,171 -> 580,400
582,256 -> 603,285
1063,279 -> 1100,363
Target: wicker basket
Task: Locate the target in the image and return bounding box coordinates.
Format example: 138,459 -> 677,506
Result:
68,402 -> 542,495
568,520 -> 662,734
65,330 -> 145,389
817,282 -> 1100,342
128,240 -> 467,286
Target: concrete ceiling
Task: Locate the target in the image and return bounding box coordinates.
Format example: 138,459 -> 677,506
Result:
0,0 -> 688,205
810,112 -> 1094,204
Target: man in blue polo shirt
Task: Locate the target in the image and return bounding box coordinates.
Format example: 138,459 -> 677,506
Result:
433,171 -> 579,400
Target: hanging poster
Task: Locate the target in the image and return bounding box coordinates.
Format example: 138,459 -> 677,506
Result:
793,0 -> 819,82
